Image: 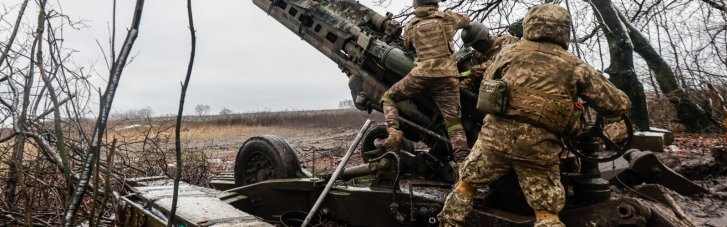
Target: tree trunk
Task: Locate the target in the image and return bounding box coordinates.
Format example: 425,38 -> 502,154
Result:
5,0 -> 44,207
64,1 -> 145,225
591,0 -> 650,130
617,11 -> 718,132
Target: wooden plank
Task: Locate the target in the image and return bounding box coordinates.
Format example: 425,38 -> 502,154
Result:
631,131 -> 665,152
127,176 -> 271,227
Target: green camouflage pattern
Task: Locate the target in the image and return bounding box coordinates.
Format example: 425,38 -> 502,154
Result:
523,4 -> 571,49
460,34 -> 519,93
438,117 -> 566,227
308,0 -> 376,31
382,100 -> 401,129
438,188 -> 472,227
449,130 -> 469,162
486,40 -> 631,124
438,5 -> 630,225
381,76 -> 469,156
404,6 -> 470,77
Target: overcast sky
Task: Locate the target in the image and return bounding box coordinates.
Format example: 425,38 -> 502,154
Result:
32,0 -> 407,116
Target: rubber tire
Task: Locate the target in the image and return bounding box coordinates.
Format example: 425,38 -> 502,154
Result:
234,135 -> 302,187
361,123 -> 413,163
361,123 -> 389,155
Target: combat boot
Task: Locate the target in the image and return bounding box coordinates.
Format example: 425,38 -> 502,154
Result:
448,129 -> 469,169
451,149 -> 470,172
534,210 -> 565,227
376,128 -> 403,151
453,150 -> 469,163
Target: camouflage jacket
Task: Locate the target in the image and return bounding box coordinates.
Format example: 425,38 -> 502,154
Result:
461,34 -> 519,92
404,6 -> 469,77
484,40 -> 631,134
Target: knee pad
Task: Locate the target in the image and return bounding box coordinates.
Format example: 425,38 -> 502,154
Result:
381,92 -> 394,104
534,209 -> 561,223
454,181 -> 475,198
444,119 -> 464,133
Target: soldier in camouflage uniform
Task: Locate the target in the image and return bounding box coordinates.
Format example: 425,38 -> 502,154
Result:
459,23 -> 519,93
438,4 -> 631,227
379,0 -> 472,164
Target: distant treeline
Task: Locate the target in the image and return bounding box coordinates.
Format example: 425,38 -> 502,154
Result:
131,109 -> 381,128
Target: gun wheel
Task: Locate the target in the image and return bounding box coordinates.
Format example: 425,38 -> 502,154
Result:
234,135 -> 302,187
360,123 -> 414,163
567,114 -> 634,163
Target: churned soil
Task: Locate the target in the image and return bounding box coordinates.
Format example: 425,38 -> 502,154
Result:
155,110 -> 726,226
656,134 -> 727,227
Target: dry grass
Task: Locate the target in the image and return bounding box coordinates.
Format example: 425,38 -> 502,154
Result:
1,104 -> 722,226
106,109 -> 381,176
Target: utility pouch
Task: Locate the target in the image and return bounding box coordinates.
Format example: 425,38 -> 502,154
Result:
476,79 -> 509,114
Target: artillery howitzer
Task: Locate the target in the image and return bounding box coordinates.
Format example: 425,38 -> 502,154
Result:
116,0 -> 709,226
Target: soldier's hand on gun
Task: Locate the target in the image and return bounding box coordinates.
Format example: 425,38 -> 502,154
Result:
460,70 -> 473,78
471,64 -> 486,76
603,122 -> 629,144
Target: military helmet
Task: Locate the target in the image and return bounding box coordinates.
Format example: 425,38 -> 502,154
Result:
413,0 -> 443,8
461,21 -> 492,53
507,19 -> 524,38
523,4 -> 571,49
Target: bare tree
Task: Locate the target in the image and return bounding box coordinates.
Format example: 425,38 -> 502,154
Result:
194,103 -> 210,116
700,0 -> 727,12
0,0 -> 148,224
64,0 -> 146,225
4,0 -> 49,211
338,99 -> 355,109
380,0 -> 725,132
219,107 -> 234,115
169,0 -> 197,224
0,0 -> 29,68
137,106 -> 154,119
588,0 -> 650,129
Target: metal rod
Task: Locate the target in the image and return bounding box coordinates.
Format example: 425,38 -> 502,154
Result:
369,104 -> 450,144
302,119 -> 372,227
398,116 -> 450,143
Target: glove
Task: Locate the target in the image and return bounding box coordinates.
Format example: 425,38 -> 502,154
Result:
460,70 -> 473,78
470,64 -> 487,76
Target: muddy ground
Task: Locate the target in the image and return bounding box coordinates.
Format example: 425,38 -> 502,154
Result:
176,113 -> 726,226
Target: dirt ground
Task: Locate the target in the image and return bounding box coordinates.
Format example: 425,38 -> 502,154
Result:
179,123 -> 366,174
656,134 -> 727,227
130,110 -> 726,227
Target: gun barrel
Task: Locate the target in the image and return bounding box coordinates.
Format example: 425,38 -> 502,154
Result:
253,0 -> 413,77
252,0 -> 347,64
377,43 -> 415,77
253,0 -> 458,155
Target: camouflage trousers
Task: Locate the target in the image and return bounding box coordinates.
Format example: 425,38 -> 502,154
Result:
438,116 -> 565,227
381,76 -> 468,154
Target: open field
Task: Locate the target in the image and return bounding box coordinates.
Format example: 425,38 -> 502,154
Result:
108,109 -> 382,177
106,108 -> 727,226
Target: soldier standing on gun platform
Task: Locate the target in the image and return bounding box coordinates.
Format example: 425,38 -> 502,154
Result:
377,0 -> 473,166
438,4 -> 631,227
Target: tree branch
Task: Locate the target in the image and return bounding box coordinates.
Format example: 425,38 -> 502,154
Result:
0,0 -> 30,68
700,0 -> 727,12
168,0 -> 197,224
64,0 -> 145,225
